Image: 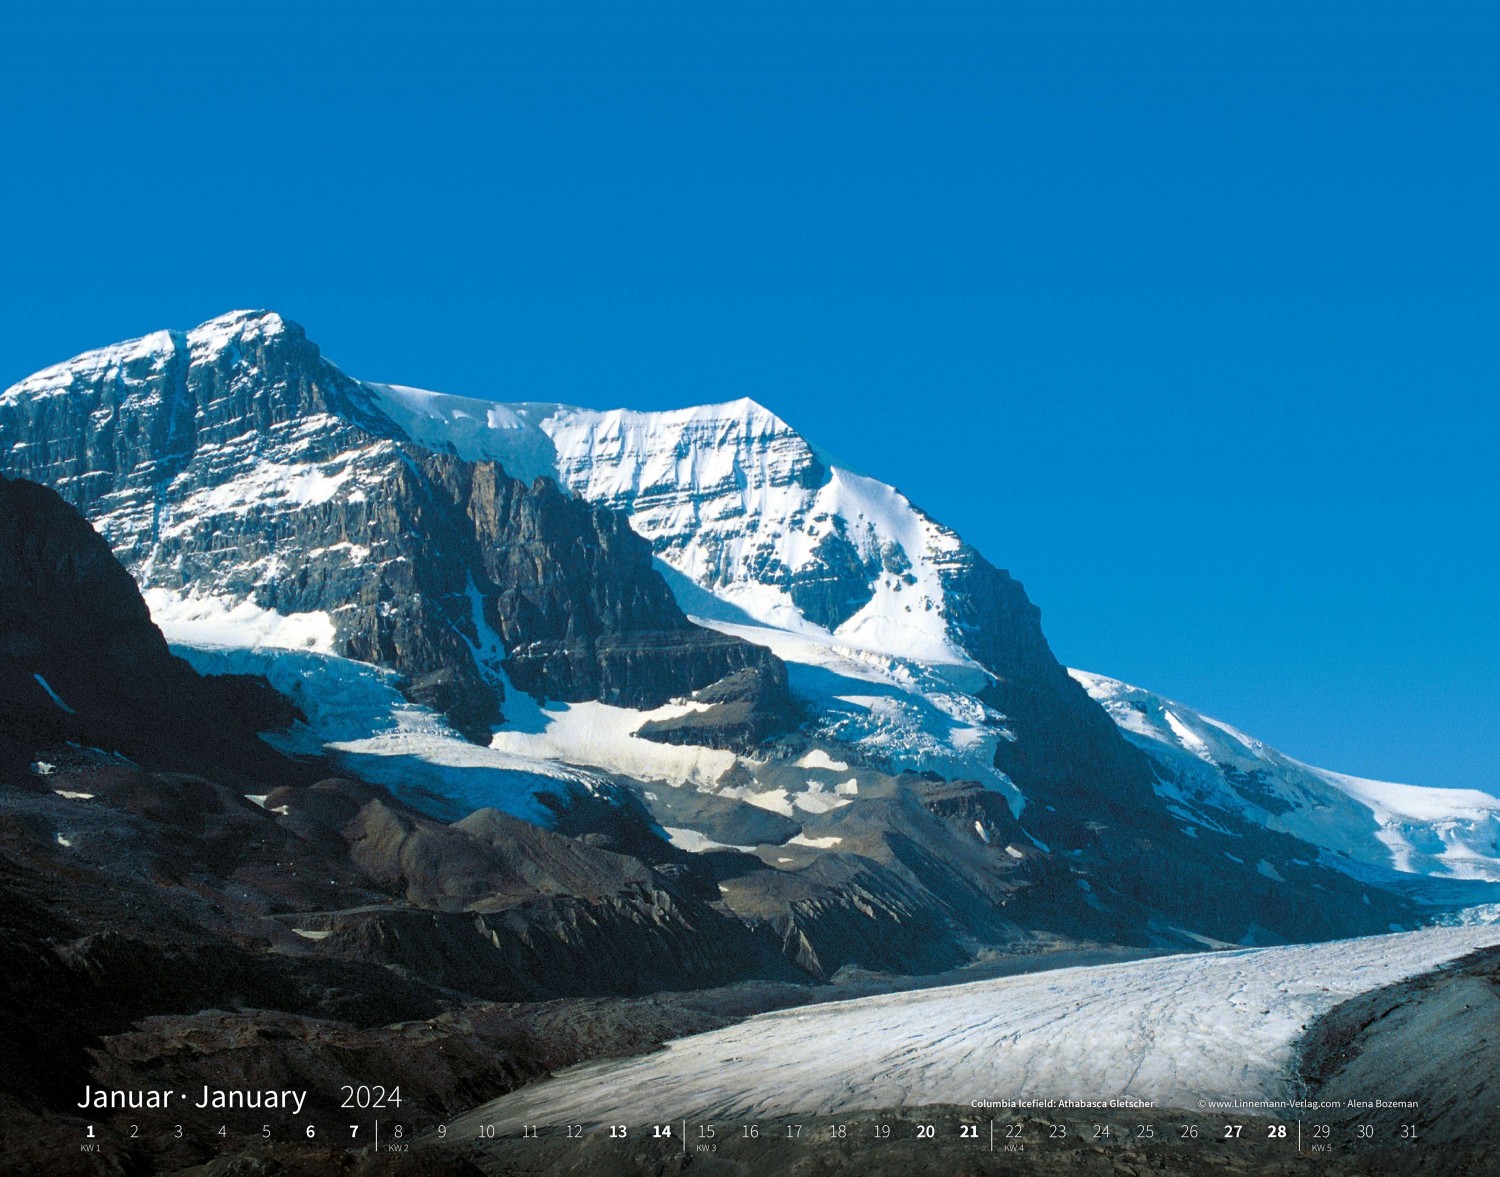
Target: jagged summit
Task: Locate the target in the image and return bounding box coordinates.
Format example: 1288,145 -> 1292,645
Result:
0,311 -> 792,747
1,310 -> 290,404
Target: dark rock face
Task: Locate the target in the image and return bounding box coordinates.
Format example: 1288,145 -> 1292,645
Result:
263,785 -> 799,1000
787,527 -> 878,631
0,474 -> 305,786
929,544 -> 1411,944
455,462 -> 788,711
1298,946 -> 1500,1165
0,313 -> 791,744
636,664 -> 802,752
932,541 -> 1162,833
748,855 -> 968,980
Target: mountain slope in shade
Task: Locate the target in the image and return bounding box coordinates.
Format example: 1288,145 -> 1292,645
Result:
1072,669 -> 1500,882
0,473 -> 304,787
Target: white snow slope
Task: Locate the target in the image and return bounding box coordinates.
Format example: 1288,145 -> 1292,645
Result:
539,399 -> 975,668
451,921 -> 1500,1132
1072,670 -> 1500,883
149,591 -> 607,827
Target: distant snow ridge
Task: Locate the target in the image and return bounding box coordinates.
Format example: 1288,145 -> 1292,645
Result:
358,384 -> 560,484
1072,670 -> 1500,882
450,922 -> 1500,1130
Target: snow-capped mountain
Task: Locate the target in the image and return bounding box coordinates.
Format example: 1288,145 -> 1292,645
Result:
358,385 -> 1160,843
0,312 -> 1151,844
0,311 -> 791,747
543,399 -> 974,666
4,309 -> 1494,959
1073,670 -> 1500,882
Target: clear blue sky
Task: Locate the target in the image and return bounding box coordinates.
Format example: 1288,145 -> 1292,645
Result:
2,4 -> 1495,791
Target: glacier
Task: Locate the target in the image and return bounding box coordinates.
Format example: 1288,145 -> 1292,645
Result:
450,920 -> 1500,1132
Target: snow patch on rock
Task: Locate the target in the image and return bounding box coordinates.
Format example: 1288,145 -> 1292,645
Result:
146,588 -> 337,653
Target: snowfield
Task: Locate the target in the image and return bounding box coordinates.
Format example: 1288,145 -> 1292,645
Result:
450,923 -> 1500,1132
1073,670 -> 1500,881
145,587 -> 337,653
160,635 -> 607,827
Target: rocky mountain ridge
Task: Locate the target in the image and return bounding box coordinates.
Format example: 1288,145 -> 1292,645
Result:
0,311 -> 791,745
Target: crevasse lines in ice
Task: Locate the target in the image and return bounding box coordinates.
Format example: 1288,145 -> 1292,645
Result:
449,923 -> 1500,1132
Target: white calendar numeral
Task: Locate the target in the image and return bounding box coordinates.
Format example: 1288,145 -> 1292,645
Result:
916,1124 -> 935,1139
872,1123 -> 890,1139
959,1124 -> 979,1138
609,1124 -> 628,1138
